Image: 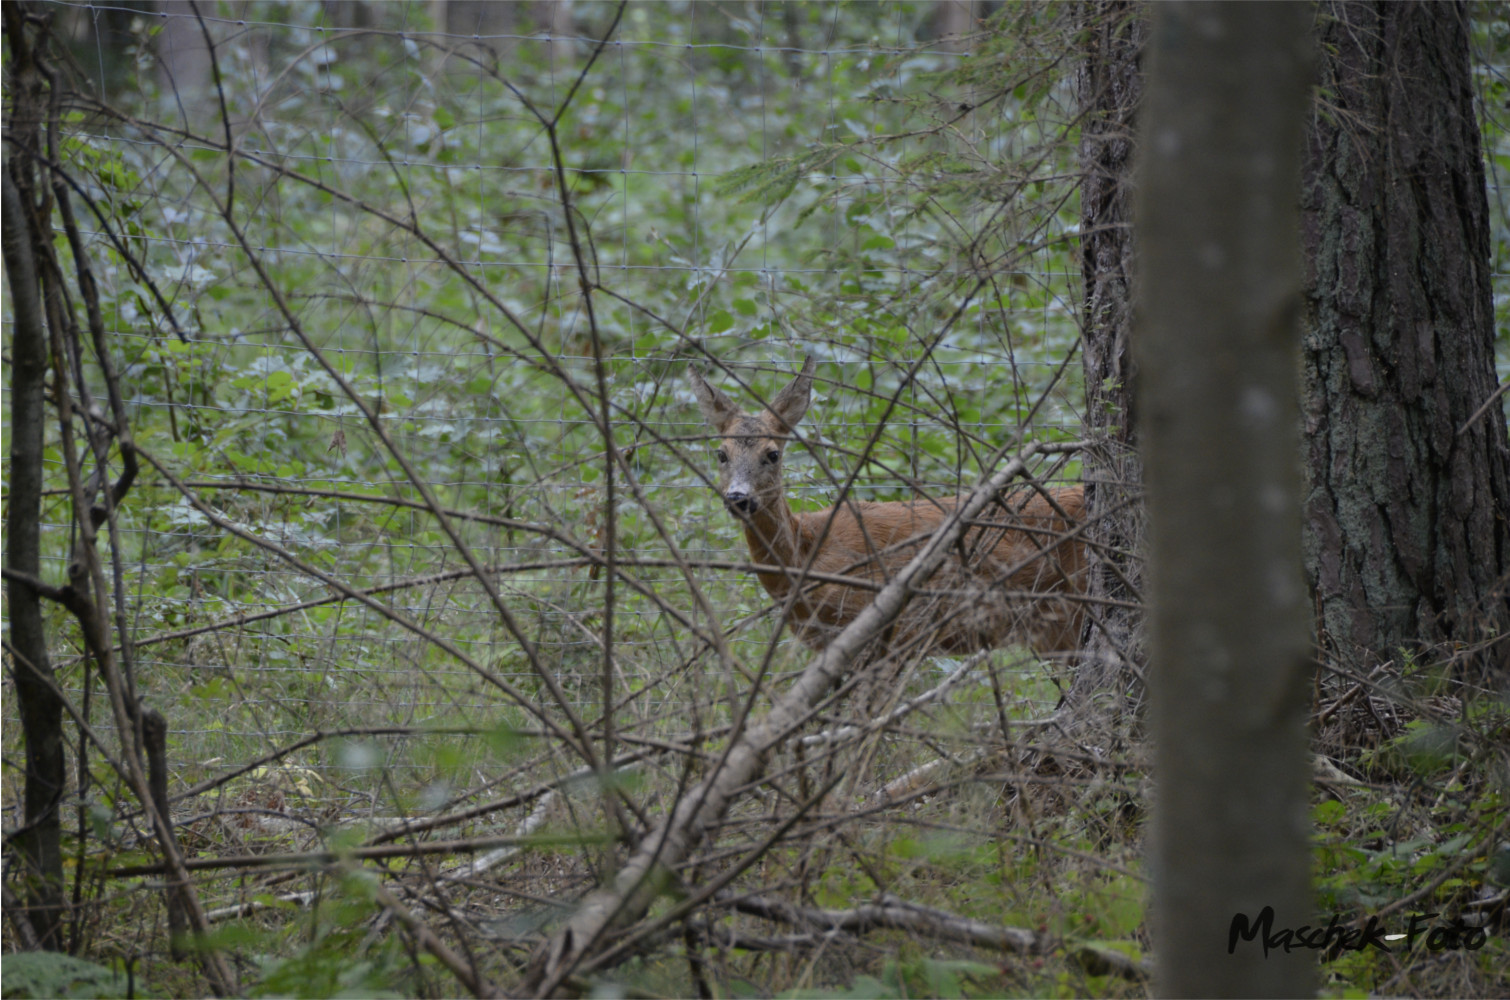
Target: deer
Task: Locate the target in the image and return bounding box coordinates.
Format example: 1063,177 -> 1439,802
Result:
690,357 -> 1088,666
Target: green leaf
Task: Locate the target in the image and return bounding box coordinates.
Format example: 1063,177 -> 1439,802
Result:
0,952 -> 147,999
483,720 -> 525,758
1313,799 -> 1346,825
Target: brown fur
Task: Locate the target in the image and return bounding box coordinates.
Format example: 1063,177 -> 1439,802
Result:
691,358 -> 1087,659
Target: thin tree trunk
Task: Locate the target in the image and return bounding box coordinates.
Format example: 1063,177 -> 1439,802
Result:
143,710 -> 189,956
1138,3 -> 1315,995
3,153 -> 67,954
5,14 -> 237,989
1074,1 -> 1146,708
522,443 -> 1068,994
1303,1 -> 1510,684
932,1 -> 980,52
4,10 -> 66,949
154,1 -> 214,113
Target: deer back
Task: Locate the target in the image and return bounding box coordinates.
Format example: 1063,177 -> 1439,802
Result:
691,358 -> 1086,658
782,485 -> 1086,655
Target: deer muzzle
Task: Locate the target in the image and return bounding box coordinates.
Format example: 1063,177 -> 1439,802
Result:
723,490 -> 759,516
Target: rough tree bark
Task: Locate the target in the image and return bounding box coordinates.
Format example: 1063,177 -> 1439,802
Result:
1073,1 -> 1146,710
1138,3 -> 1315,995
3,153 -> 67,953
1303,1 -> 1510,684
4,13 -> 235,989
4,6 -> 67,949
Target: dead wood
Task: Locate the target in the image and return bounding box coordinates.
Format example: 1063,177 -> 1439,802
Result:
522,441 -> 1080,994
726,891 -> 1040,953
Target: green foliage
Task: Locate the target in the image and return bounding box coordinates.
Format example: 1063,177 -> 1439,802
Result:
1474,3 -> 1510,380
6,3 -> 1509,997
6,0 -> 1090,824
239,875 -> 415,999
0,952 -> 149,1000
777,957 -> 1009,999
1310,690 -> 1510,997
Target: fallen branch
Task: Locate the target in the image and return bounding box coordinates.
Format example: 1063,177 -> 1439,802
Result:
370,878 -> 500,999
726,891 -> 1040,954
723,893 -> 1149,982
798,648 -> 993,749
203,890 -> 316,924
437,790 -> 557,884
522,440 -> 1079,993
1068,943 -> 1154,982
109,831 -> 600,877
366,737 -> 719,846
872,747 -> 992,804
199,734 -> 570,925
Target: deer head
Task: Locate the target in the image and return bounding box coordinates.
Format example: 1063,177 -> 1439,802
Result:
689,357 -> 814,517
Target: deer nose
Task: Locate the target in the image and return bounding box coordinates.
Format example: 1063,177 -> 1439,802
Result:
724,490 -> 759,515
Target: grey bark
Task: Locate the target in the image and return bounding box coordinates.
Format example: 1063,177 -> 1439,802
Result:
3,156 -> 67,952
931,1 -> 980,51
439,0 -> 519,37
154,1 -> 213,113
1137,3 -> 1315,996
5,15 -> 235,987
1303,0 -> 1510,684
1073,0 -> 1146,709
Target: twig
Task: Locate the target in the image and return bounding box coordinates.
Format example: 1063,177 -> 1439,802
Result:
365,742 -> 705,846
1457,377 -> 1509,436
1363,808 -> 1510,925
726,891 -> 1041,954
109,831 -> 602,877
369,878 -> 500,999
1315,662 -> 1390,728
799,648 -> 995,749
437,790 -> 557,884
132,443 -> 593,761
203,890 -> 316,924
523,440 -> 1068,993
872,747 -> 992,804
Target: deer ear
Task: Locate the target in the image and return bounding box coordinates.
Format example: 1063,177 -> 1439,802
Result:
769,356 -> 814,432
690,366 -> 741,432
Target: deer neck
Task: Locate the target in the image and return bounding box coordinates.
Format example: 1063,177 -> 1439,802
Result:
739,498 -> 805,599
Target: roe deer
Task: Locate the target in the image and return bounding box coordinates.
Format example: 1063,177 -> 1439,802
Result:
690,357 -> 1088,661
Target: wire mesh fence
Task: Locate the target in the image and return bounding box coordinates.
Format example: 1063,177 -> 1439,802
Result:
9,4 -> 1510,995
8,0 -> 1087,795
2,4 -> 1130,988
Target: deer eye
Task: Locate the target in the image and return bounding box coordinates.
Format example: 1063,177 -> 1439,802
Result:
764,449 -> 780,465
716,449 -> 728,465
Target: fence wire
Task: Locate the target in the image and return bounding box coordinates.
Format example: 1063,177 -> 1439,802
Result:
7,1 -> 1087,824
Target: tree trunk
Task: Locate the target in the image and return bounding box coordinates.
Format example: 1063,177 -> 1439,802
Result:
154,1 -> 214,113
1073,1 -> 1146,709
1303,0 -> 1510,684
439,0 -> 519,37
931,1 -> 980,52
1137,2 -> 1315,995
3,23 -> 66,952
